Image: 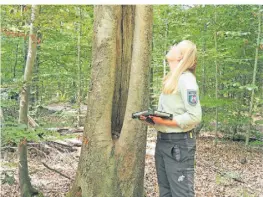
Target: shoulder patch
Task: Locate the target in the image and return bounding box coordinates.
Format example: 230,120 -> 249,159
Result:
187,90 -> 197,105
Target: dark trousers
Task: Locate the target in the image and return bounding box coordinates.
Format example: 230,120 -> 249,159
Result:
155,131 -> 196,197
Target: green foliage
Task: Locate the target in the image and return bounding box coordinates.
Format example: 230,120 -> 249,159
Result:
2,172 -> 15,186
1,121 -> 76,146
239,189 -> 256,197
152,5 -> 263,140
249,140 -> 263,147
2,124 -> 40,145
1,5 -> 262,144
255,120 -> 263,124
1,5 -> 93,105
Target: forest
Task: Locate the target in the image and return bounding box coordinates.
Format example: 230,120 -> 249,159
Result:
1,4 -> 263,197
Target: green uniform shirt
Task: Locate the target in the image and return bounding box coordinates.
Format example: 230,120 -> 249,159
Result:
155,70 -> 202,133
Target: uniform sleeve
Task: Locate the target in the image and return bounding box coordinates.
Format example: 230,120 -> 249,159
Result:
154,94 -> 166,131
157,94 -> 163,111
173,75 -> 202,130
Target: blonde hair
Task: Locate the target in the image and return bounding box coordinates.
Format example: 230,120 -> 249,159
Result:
162,40 -> 197,94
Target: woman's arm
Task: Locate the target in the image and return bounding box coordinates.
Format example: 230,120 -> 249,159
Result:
152,74 -> 202,129
150,116 -> 178,127
172,75 -> 202,130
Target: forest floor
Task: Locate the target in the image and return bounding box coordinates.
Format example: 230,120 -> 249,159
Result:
1,103 -> 263,197
1,129 -> 263,197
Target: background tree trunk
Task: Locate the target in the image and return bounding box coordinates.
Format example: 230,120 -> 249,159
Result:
13,43 -> 19,78
77,7 -> 82,128
18,5 -> 39,197
245,5 -> 262,146
201,23 -> 207,98
163,19 -> 168,78
0,107 -> 4,128
214,8 -> 219,146
68,5 -> 153,197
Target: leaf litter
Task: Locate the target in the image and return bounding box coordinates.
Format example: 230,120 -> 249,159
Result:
1,129 -> 263,197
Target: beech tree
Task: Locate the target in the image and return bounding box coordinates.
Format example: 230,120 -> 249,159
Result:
68,5 -> 153,197
18,5 -> 39,197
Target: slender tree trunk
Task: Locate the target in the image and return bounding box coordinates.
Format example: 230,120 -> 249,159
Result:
35,51 -> 39,105
163,20 -> 168,78
214,9 -> 219,145
18,139 -> 38,197
34,20 -> 42,106
149,37 -> 154,109
31,53 -> 39,107
0,107 -> 4,128
68,5 -> 153,197
77,7 -> 82,128
19,6 -> 38,124
13,43 -> 19,78
245,5 -> 262,146
23,39 -> 28,73
201,23 -> 207,98
18,5 -> 39,197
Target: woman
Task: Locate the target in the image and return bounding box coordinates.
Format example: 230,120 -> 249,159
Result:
141,40 -> 202,197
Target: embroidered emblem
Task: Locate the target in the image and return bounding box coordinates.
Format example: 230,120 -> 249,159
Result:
187,90 -> 197,105
178,175 -> 185,182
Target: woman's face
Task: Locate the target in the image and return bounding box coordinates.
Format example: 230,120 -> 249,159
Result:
166,45 -> 183,71
166,45 -> 183,62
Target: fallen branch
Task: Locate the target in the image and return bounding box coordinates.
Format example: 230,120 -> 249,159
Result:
1,146 -> 17,151
28,115 -> 39,128
64,139 -> 82,147
42,162 -> 73,180
46,141 -> 77,152
46,127 -> 84,135
28,147 -> 49,160
27,142 -> 53,155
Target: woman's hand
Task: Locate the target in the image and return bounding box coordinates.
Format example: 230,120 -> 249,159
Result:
139,115 -> 154,126
140,115 -> 165,125
149,116 -> 164,125
139,115 -> 147,121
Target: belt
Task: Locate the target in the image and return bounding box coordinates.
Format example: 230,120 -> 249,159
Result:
157,129 -> 194,140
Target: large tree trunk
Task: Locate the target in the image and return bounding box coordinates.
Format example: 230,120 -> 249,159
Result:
18,5 -> 39,197
68,5 -> 153,197
111,5 -> 135,137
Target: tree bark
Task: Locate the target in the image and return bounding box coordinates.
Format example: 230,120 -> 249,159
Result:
68,5 -> 153,197
19,5 -> 38,124
111,5 -> 135,137
18,5 -> 39,197
18,140 -> 38,197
